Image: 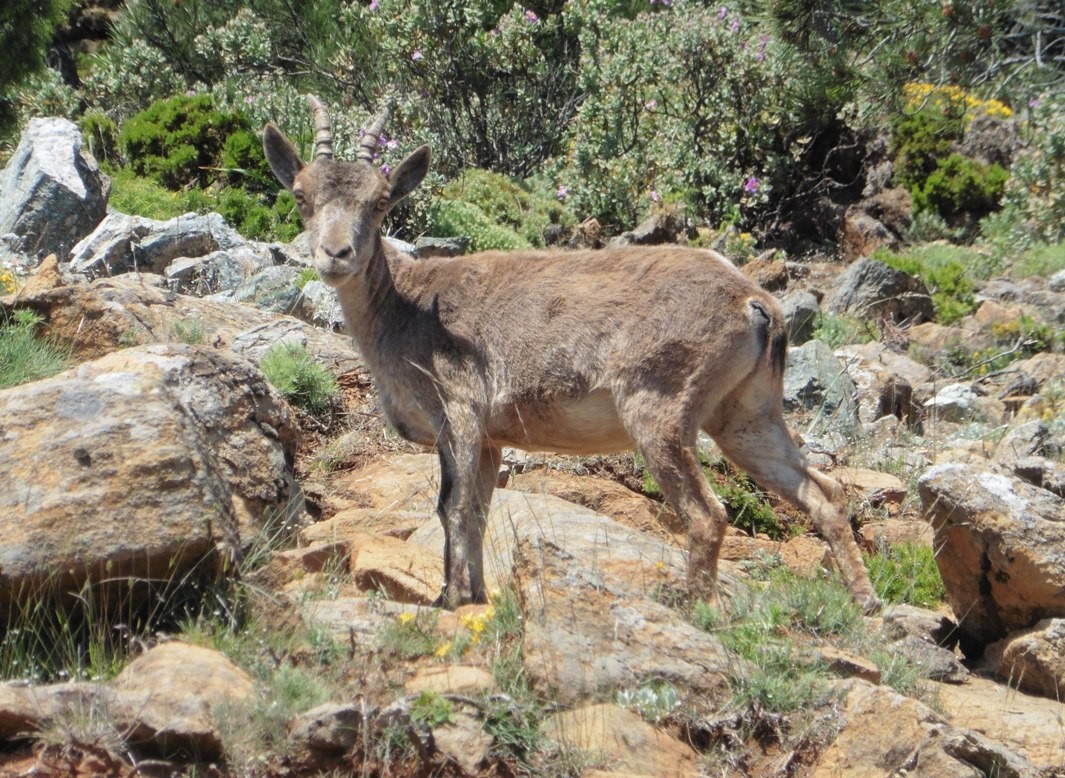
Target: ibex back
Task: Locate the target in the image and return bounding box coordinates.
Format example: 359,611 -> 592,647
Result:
263,97 -> 880,612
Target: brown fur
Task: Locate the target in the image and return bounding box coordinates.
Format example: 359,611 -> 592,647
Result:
263,101 -> 880,612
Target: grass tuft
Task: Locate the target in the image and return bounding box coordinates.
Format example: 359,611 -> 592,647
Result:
0,309 -> 71,389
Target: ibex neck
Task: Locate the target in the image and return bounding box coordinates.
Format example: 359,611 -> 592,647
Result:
334,234 -> 414,366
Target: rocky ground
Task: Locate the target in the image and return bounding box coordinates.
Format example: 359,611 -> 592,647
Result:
0,118 -> 1063,776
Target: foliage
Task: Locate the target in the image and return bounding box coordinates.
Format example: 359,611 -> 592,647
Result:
989,90 -> 1065,246
1008,242 -> 1065,280
119,94 -> 252,189
865,542 -> 947,608
558,2 -> 782,231
706,459 -> 786,539
170,317 -> 204,345
616,682 -> 680,723
912,153 -> 1008,220
437,169 -> 575,247
259,342 -> 339,415
811,314 -> 876,349
378,610 -> 440,659
875,244 -> 979,324
0,0 -> 74,136
410,691 -> 454,728
0,309 -> 71,390
428,200 -> 532,252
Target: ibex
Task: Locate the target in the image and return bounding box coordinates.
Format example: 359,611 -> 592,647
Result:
263,97 -> 880,613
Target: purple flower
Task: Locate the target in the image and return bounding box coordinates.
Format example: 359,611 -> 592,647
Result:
645,98 -> 657,110
730,18 -> 740,32
524,9 -> 538,23
556,185 -> 569,200
1029,98 -> 1041,108
369,0 -> 379,9
412,50 -> 423,61
380,163 -> 391,177
718,6 -> 728,20
744,176 -> 759,193
649,189 -> 661,203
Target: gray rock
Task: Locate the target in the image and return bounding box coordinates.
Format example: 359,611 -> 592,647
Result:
891,634 -> 969,683
608,210 -> 680,247
780,289 -> 820,345
824,257 -> 934,324
415,236 -> 468,258
0,118 -> 110,262
782,339 -> 859,428
299,279 -> 346,331
881,604 -> 959,650
924,383 -> 979,422
224,265 -> 305,316
289,702 -> 365,756
165,246 -> 273,296
1048,269 -> 1065,293
69,211 -> 245,278
918,463 -> 1065,656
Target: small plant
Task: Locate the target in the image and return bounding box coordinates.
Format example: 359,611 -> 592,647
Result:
616,682 -> 680,723
170,316 -> 204,345
410,690 -> 454,729
0,309 -> 70,389
259,342 -> 338,415
875,245 -> 978,325
296,266 -> 320,290
810,314 -> 875,349
865,542 -> 947,608
428,199 -> 533,253
378,610 -> 440,659
706,459 -> 785,539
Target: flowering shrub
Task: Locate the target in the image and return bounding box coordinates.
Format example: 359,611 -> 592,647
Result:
556,1 -> 782,230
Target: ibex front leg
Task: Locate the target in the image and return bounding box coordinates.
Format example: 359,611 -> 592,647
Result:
435,416 -> 497,607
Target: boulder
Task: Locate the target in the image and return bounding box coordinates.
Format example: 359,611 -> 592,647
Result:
0,344 -> 297,619
288,702 -> 365,758
985,618 -> 1065,700
924,383 -> 981,423
918,464 -> 1065,655
782,339 -> 859,427
543,703 -> 699,777
348,532 -> 441,604
69,211 -> 245,278
890,634 -> 969,683
839,188 -> 912,261
0,118 -> 109,263
113,642 -> 255,757
164,246 -> 273,296
880,604 -> 959,650
779,289 -> 820,345
813,680 -> 1038,777
824,257 -> 934,324
513,537 -> 732,704
836,341 -> 929,426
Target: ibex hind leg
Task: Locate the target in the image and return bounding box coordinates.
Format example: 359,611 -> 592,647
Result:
709,406 -> 881,613
622,410 -> 731,605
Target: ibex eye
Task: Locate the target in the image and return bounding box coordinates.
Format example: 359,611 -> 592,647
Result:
376,196 -> 390,211
292,190 -> 306,204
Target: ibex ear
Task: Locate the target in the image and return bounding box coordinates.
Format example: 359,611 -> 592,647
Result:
387,145 -> 431,206
262,123 -> 305,190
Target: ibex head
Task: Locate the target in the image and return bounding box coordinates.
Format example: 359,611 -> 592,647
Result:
262,96 -> 431,287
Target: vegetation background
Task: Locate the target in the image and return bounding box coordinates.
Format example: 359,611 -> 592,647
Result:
1,0 -> 1063,256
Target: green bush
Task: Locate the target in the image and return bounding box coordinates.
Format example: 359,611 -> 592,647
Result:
119,93 -> 250,189
865,542 -> 946,608
428,200 -> 532,252
438,169 -> 575,247
260,343 -> 339,415
912,153 -> 1008,218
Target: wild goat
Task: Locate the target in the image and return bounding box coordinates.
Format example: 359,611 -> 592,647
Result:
262,97 -> 880,613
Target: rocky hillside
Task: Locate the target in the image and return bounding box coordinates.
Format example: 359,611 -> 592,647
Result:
0,119 -> 1063,776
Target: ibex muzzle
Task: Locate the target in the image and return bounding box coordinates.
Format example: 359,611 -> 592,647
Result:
263,97 -> 880,613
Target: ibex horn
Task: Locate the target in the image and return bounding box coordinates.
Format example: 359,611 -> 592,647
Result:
356,107 -> 391,163
306,95 -> 334,160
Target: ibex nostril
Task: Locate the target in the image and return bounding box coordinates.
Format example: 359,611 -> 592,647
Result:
324,244 -> 353,260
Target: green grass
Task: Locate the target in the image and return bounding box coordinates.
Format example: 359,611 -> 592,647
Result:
874,244 -> 980,325
865,542 -> 947,608
1009,242 -> 1065,279
0,309 -> 71,389
259,342 -> 339,415
811,313 -> 876,349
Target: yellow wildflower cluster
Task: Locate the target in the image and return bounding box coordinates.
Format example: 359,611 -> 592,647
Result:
902,82 -> 1013,122
397,611 -> 416,626
0,270 -> 16,295
459,605 -> 495,646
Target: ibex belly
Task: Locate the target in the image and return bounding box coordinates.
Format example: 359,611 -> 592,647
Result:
492,389 -> 633,454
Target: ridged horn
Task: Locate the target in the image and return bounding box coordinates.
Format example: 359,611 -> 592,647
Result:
356,107 -> 391,163
306,95 -> 334,160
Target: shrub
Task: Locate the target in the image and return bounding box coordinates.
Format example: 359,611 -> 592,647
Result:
259,342 -> 338,415
428,200 -> 532,252
875,244 -> 978,325
119,94 -> 250,189
438,169 -> 575,247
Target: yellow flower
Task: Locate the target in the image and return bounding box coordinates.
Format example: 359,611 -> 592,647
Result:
398,612 -> 416,626
435,640 -> 452,658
